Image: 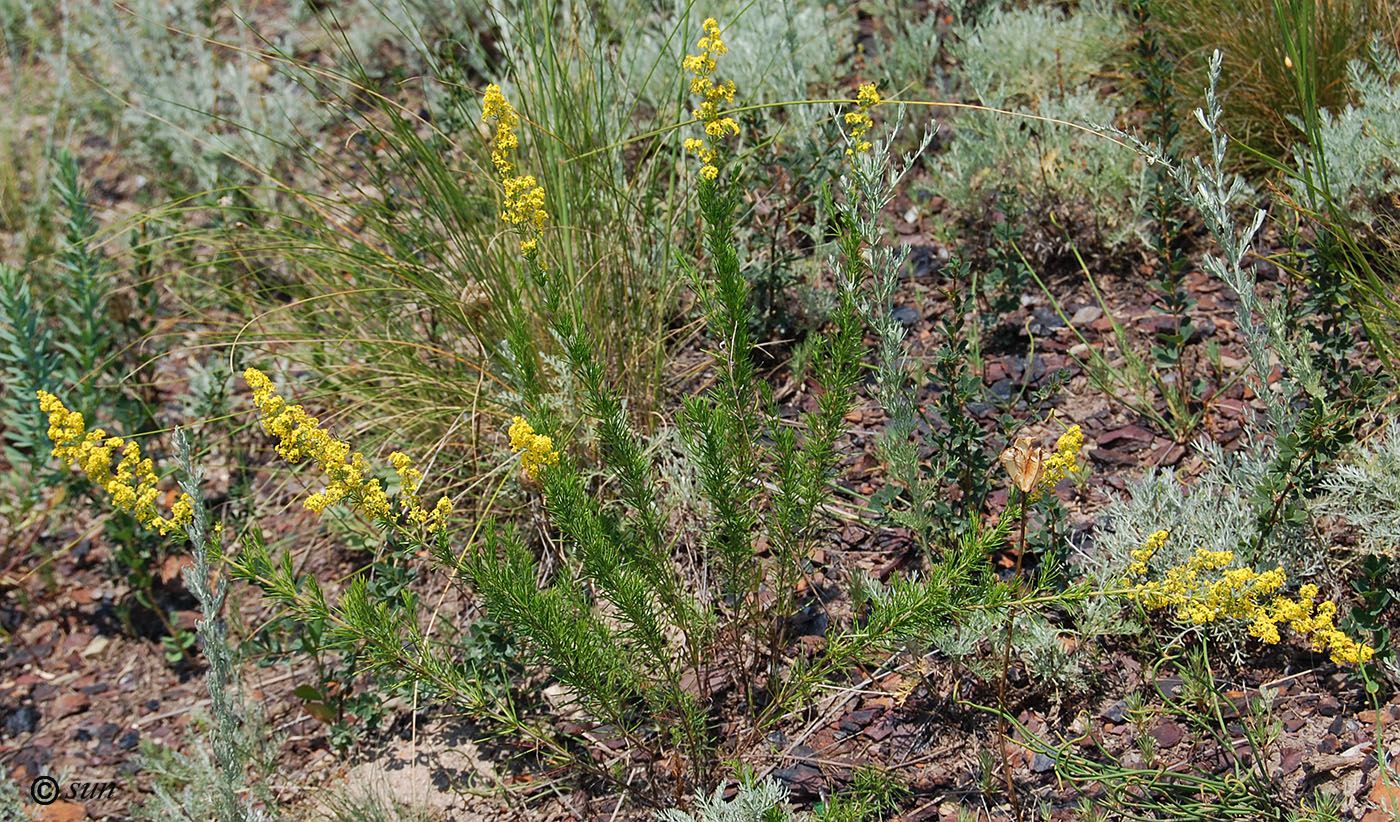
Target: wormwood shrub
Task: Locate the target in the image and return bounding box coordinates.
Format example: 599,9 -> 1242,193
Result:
1083,53 -> 1392,669
934,0 -> 1147,248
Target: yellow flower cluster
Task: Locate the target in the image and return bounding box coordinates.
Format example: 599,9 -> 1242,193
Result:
1039,424 -> 1084,491
482,84 -> 548,255
681,17 -> 739,180
1127,534 -> 1374,665
1127,528 -> 1169,577
508,416 -> 559,480
37,391 -> 194,537
844,82 -> 881,155
244,368 -> 452,533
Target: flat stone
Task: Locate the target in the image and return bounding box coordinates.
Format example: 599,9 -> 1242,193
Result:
1098,700 -> 1127,724
5,704 -> 39,735
892,305 -> 920,327
1150,720 -> 1184,748
1028,308 -> 1065,335
1091,447 -> 1137,467
1070,305 -> 1103,327
1097,425 -> 1155,447
773,763 -> 824,798
51,691 -> 90,720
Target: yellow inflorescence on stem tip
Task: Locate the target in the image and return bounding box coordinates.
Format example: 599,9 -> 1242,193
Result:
844,82 -> 881,155
1000,423 -> 1084,499
508,416 -> 559,480
1038,424 -> 1084,492
682,17 -> 739,180
1126,533 -> 1374,665
243,368 -> 452,533
482,84 -> 548,256
37,391 -> 195,537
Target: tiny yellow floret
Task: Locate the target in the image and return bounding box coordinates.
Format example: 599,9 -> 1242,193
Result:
1125,532 -> 1373,665
1038,424 -> 1084,493
683,17 -> 739,180
845,82 -> 881,155
482,84 -> 548,255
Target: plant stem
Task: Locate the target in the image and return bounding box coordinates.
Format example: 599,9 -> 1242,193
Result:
996,490 -> 1028,820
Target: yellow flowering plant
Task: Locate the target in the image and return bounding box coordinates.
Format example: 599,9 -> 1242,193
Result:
1126,531 -> 1374,665
36,389 -> 202,664
844,82 -> 881,154
507,415 -> 559,480
38,390 -> 194,538
482,84 -> 549,256
17,9 -> 1392,818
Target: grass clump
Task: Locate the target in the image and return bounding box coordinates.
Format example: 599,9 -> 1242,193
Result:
1149,0 -> 1388,168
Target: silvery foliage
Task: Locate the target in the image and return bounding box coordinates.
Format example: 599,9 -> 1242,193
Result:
928,609 -> 1089,690
1082,436 -> 1315,577
1105,50 -> 1320,435
0,768 -> 23,822
868,0 -> 942,90
1315,419 -> 1400,558
657,778 -> 793,822
73,0 -> 457,198
1014,611 -> 1084,688
929,608 -> 999,678
938,0 -> 1147,246
71,0 -> 325,196
955,0 -> 1124,108
134,429 -> 277,822
1288,36 -> 1400,218
611,0 -> 850,131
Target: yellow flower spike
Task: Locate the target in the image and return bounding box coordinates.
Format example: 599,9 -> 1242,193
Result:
683,16 -> 739,180
481,84 -> 549,255
1038,424 -> 1084,492
1126,529 -> 1169,578
845,82 -> 882,155
35,390 -> 194,537
241,369 -> 452,534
